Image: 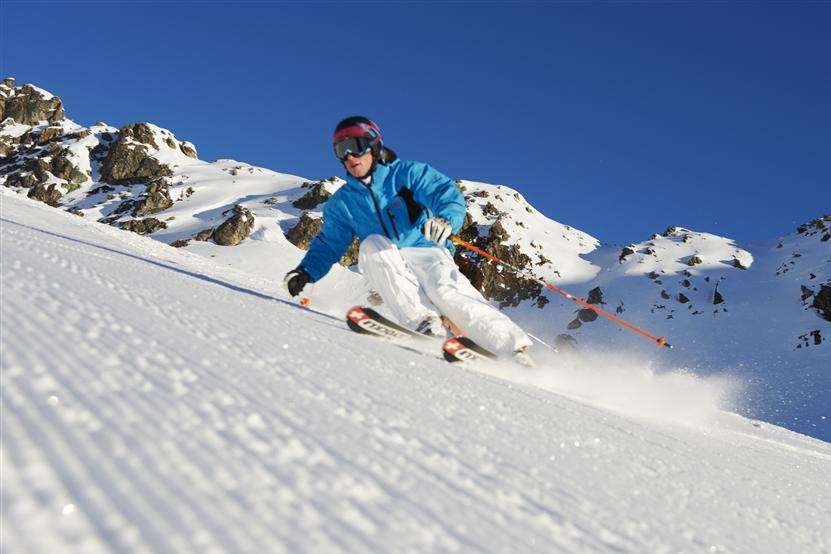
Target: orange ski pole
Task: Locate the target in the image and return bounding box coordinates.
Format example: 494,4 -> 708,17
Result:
450,236 -> 672,349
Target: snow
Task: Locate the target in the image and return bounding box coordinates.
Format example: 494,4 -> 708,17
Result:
321,176 -> 345,195
614,227 -> 755,278
2,191 -> 829,553
491,217 -> 830,441
23,83 -> 55,100
0,121 -> 32,139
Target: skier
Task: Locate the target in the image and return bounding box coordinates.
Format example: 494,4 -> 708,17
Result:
284,116 -> 533,364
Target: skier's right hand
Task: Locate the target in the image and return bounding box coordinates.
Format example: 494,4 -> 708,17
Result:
422,217 -> 452,244
284,268 -> 311,297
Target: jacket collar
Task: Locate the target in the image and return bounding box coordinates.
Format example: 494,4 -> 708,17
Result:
344,160 -> 392,193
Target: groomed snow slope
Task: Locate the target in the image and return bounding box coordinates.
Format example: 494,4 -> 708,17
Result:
2,192 -> 829,553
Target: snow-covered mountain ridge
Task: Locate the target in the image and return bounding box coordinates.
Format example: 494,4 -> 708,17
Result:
1,78 -> 829,440
2,190 -> 829,553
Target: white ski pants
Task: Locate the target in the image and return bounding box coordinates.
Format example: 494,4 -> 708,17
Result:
358,234 -> 531,356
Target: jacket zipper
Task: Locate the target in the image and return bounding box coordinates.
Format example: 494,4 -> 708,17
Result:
386,207 -> 401,238
364,183 -> 392,239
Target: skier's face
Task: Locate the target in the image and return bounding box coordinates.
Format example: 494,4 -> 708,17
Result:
343,151 -> 374,179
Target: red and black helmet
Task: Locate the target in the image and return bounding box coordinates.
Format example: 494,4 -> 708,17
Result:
333,116 -> 383,161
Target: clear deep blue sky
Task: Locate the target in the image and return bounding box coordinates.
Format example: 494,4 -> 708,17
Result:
2,1 -> 829,244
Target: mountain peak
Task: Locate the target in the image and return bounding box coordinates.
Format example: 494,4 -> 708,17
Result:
0,77 -> 64,125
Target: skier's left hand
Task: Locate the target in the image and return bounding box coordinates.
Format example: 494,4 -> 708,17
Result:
284,268 -> 311,297
423,217 -> 452,244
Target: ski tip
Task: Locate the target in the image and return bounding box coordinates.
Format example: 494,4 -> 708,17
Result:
442,336 -> 497,363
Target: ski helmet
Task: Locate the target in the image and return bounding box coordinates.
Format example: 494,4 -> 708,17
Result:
333,116 -> 383,160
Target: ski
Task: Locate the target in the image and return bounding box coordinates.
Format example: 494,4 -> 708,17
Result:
442,336 -> 497,363
346,306 -> 514,366
346,305 -> 430,341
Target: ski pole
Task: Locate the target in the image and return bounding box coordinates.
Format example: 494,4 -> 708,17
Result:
450,236 -> 672,349
526,331 -> 557,352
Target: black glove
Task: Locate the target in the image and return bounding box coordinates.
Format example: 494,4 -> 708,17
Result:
283,268 -> 311,297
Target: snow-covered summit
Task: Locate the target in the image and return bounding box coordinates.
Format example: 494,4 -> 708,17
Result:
459,179 -> 600,285
617,226 -> 754,275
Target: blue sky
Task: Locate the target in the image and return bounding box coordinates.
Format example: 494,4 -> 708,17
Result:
2,1 -> 829,244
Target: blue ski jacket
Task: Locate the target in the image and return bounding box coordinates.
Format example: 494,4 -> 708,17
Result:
297,158 -> 466,282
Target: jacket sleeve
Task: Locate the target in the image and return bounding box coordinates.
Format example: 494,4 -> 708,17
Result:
297,199 -> 354,282
404,161 -> 467,233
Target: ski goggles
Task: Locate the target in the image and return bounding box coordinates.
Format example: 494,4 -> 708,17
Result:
333,136 -> 375,161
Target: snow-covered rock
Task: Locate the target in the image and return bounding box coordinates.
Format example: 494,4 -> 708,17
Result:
0,77 -> 65,125
774,215 -> 831,346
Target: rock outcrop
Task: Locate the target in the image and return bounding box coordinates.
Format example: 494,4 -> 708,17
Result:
0,78 -> 65,125
179,142 -> 197,158
732,257 -> 749,270
797,330 -> 823,348
213,205 -> 255,246
802,283 -> 831,323
797,216 -> 831,242
285,212 -> 322,250
100,123 -> 173,185
132,178 -> 174,216
120,217 -> 167,235
27,183 -> 62,207
47,143 -> 88,186
340,237 -> 361,267
194,228 -> 214,241
0,81 -> 88,203
459,217 -> 546,309
37,126 -> 63,145
619,246 -> 636,263
292,180 -> 333,210
285,212 -> 360,266
3,142 -> 89,200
